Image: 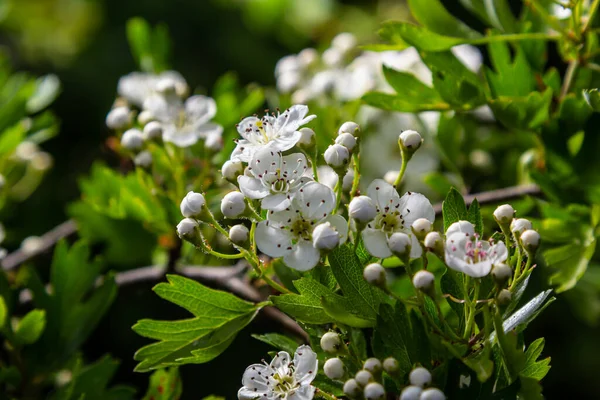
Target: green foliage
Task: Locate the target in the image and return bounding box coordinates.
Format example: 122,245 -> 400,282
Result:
521,338 -> 551,381
14,309 -> 46,345
271,277 -> 337,325
143,368 -> 182,400
127,18 -> 171,73
132,275 -> 261,372
251,333 -> 300,354
442,187 -> 482,235
0,295 -> 6,328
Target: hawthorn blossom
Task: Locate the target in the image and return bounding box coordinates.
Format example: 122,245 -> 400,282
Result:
117,70 -> 188,107
444,221 -> 508,278
231,105 -> 316,162
143,93 -> 222,147
362,179 -> 434,259
238,345 -> 318,400
238,148 -> 311,212
255,182 -> 347,271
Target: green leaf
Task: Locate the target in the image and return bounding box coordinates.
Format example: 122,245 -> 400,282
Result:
442,187 -> 468,232
441,268 -> 465,331
0,365 -> 21,386
133,275 -> 259,372
408,0 -> 482,39
271,277 -> 336,325
379,22 -> 465,51
14,309 -> 46,345
583,88 -> 600,111
320,295 -> 376,328
127,18 -> 154,72
373,303 -> 413,375
486,42 -> 535,97
362,92 -> 450,112
0,295 -> 6,328
520,338 -> 551,381
459,0 -> 516,32
252,333 -> 299,355
466,198 -> 483,236
143,368 -> 182,400
489,89 -> 553,130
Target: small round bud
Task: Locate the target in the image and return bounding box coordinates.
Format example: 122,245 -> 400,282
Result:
383,170 -> 399,185
324,358 -> 345,380
491,263 -> 512,286
364,382 -> 385,400
298,48 -> 318,68
229,224 -> 249,245
155,78 -> 177,94
15,141 -> 38,161
180,191 -> 206,218
320,332 -> 342,353
137,110 -> 154,125
493,204 -> 515,225
399,130 -> 423,152
413,270 -> 435,294
324,144 -> 350,168
421,388 -> 446,400
298,127 -> 316,148
343,379 -> 361,398
177,217 -> 199,239
221,191 -> 246,218
0,174 -> 5,190
409,367 -> 432,388
121,129 -> 144,151
20,236 -> 44,255
143,121 -> 163,140
31,152 -> 52,171
382,357 -> 399,374
338,121 -> 360,136
411,218 -> 432,240
222,160 -> 244,182
387,232 -> 412,259
363,263 -> 386,287
323,47 -> 343,67
312,222 -> 341,251
342,169 -> 354,192
520,230 -> 540,253
106,106 -> 131,130
331,32 -> 357,54
400,386 -> 423,400
354,370 -> 373,387
134,151 -> 152,168
424,232 -> 444,256
349,196 -> 377,223
363,358 -> 382,375
335,132 -> 357,151
510,218 -> 532,236
497,289 -> 512,305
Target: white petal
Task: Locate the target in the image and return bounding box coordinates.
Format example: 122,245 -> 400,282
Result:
276,104 -> 311,133
362,228 -> 393,258
231,140 -> 256,162
323,215 -> 349,245
445,232 -> 469,258
462,260 -> 493,278
256,222 -> 293,257
267,208 -> 298,228
316,166 -> 338,190
409,232 -> 422,259
238,176 -> 269,200
271,351 -> 292,371
162,126 -> 199,147
283,240 -> 320,271
293,345 -> 318,385
195,123 -> 223,139
367,179 -> 400,210
446,220 -> 475,237
238,386 -> 267,400
490,241 -> 508,264
295,182 -> 335,220
289,385 -> 316,400
267,130 -> 302,153
398,191 -> 435,227
250,147 -> 279,175
281,152 -> 308,179
261,193 -> 291,211
241,364 -> 272,391
237,117 -> 261,140
185,95 -> 217,125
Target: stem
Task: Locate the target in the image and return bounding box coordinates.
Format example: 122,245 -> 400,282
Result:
583,0 -> 600,33
470,32 -> 561,44
350,153 -> 361,198
315,389 -> 339,400
309,147 -> 319,182
435,301 -> 463,342
333,176 -> 344,213
393,151 -> 409,192
560,59 -> 579,100
493,304 -> 517,381
463,279 -> 480,339
204,247 -> 245,259
246,200 -> 263,222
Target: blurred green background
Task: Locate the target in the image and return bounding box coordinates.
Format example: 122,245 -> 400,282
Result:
1,0 -> 599,398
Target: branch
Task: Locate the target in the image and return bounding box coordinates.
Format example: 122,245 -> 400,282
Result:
433,184 -> 541,215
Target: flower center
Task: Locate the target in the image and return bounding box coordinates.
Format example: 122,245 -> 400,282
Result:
289,217 -> 314,241
271,372 -> 299,396
271,177 -> 290,193
374,210 -> 403,233
464,239 -> 488,263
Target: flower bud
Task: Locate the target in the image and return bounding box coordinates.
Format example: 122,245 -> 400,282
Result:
493,204 -> 515,226
298,48 -> 318,68
355,370 -> 373,387
121,128 -> 144,151
383,170 -> 399,185
31,152 -> 52,171
143,121 -> 163,140
338,121 -> 360,136
510,218 -> 532,236
491,263 -> 512,286
229,224 -> 249,245
221,191 -> 246,218
400,386 -> 423,400
324,144 -> 350,168
411,218 -> 432,240
421,388 -> 446,400
343,379 -> 361,398
0,174 -> 5,190
323,47 -> 343,67
387,232 -> 411,259
363,263 -> 386,287
221,160 -> 244,182
382,357 -> 399,374
134,151 -> 152,168
106,106 -> 131,130
364,382 -> 385,400
424,232 -> 444,257
298,127 -> 316,148
324,358 -> 345,380
497,289 -> 512,305
180,191 -> 206,218
332,32 -> 357,54
320,332 -> 342,353
342,170 -> 354,192
137,110 -> 154,125
335,132 -> 357,151
413,270 -> 435,296
349,196 -> 376,223
363,358 -> 382,376
409,367 -> 432,387
399,130 -> 422,153
312,222 -> 340,251
177,218 -> 199,242
520,230 -> 540,253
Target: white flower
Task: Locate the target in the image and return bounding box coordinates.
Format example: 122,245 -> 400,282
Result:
255,182 -> 347,271
446,220 -> 475,237
316,166 -> 338,190
117,70 -> 188,107
238,345 -> 318,400
362,179 -> 434,259
231,105 -> 316,162
143,93 -> 222,148
238,148 -> 311,212
445,226 -> 508,278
